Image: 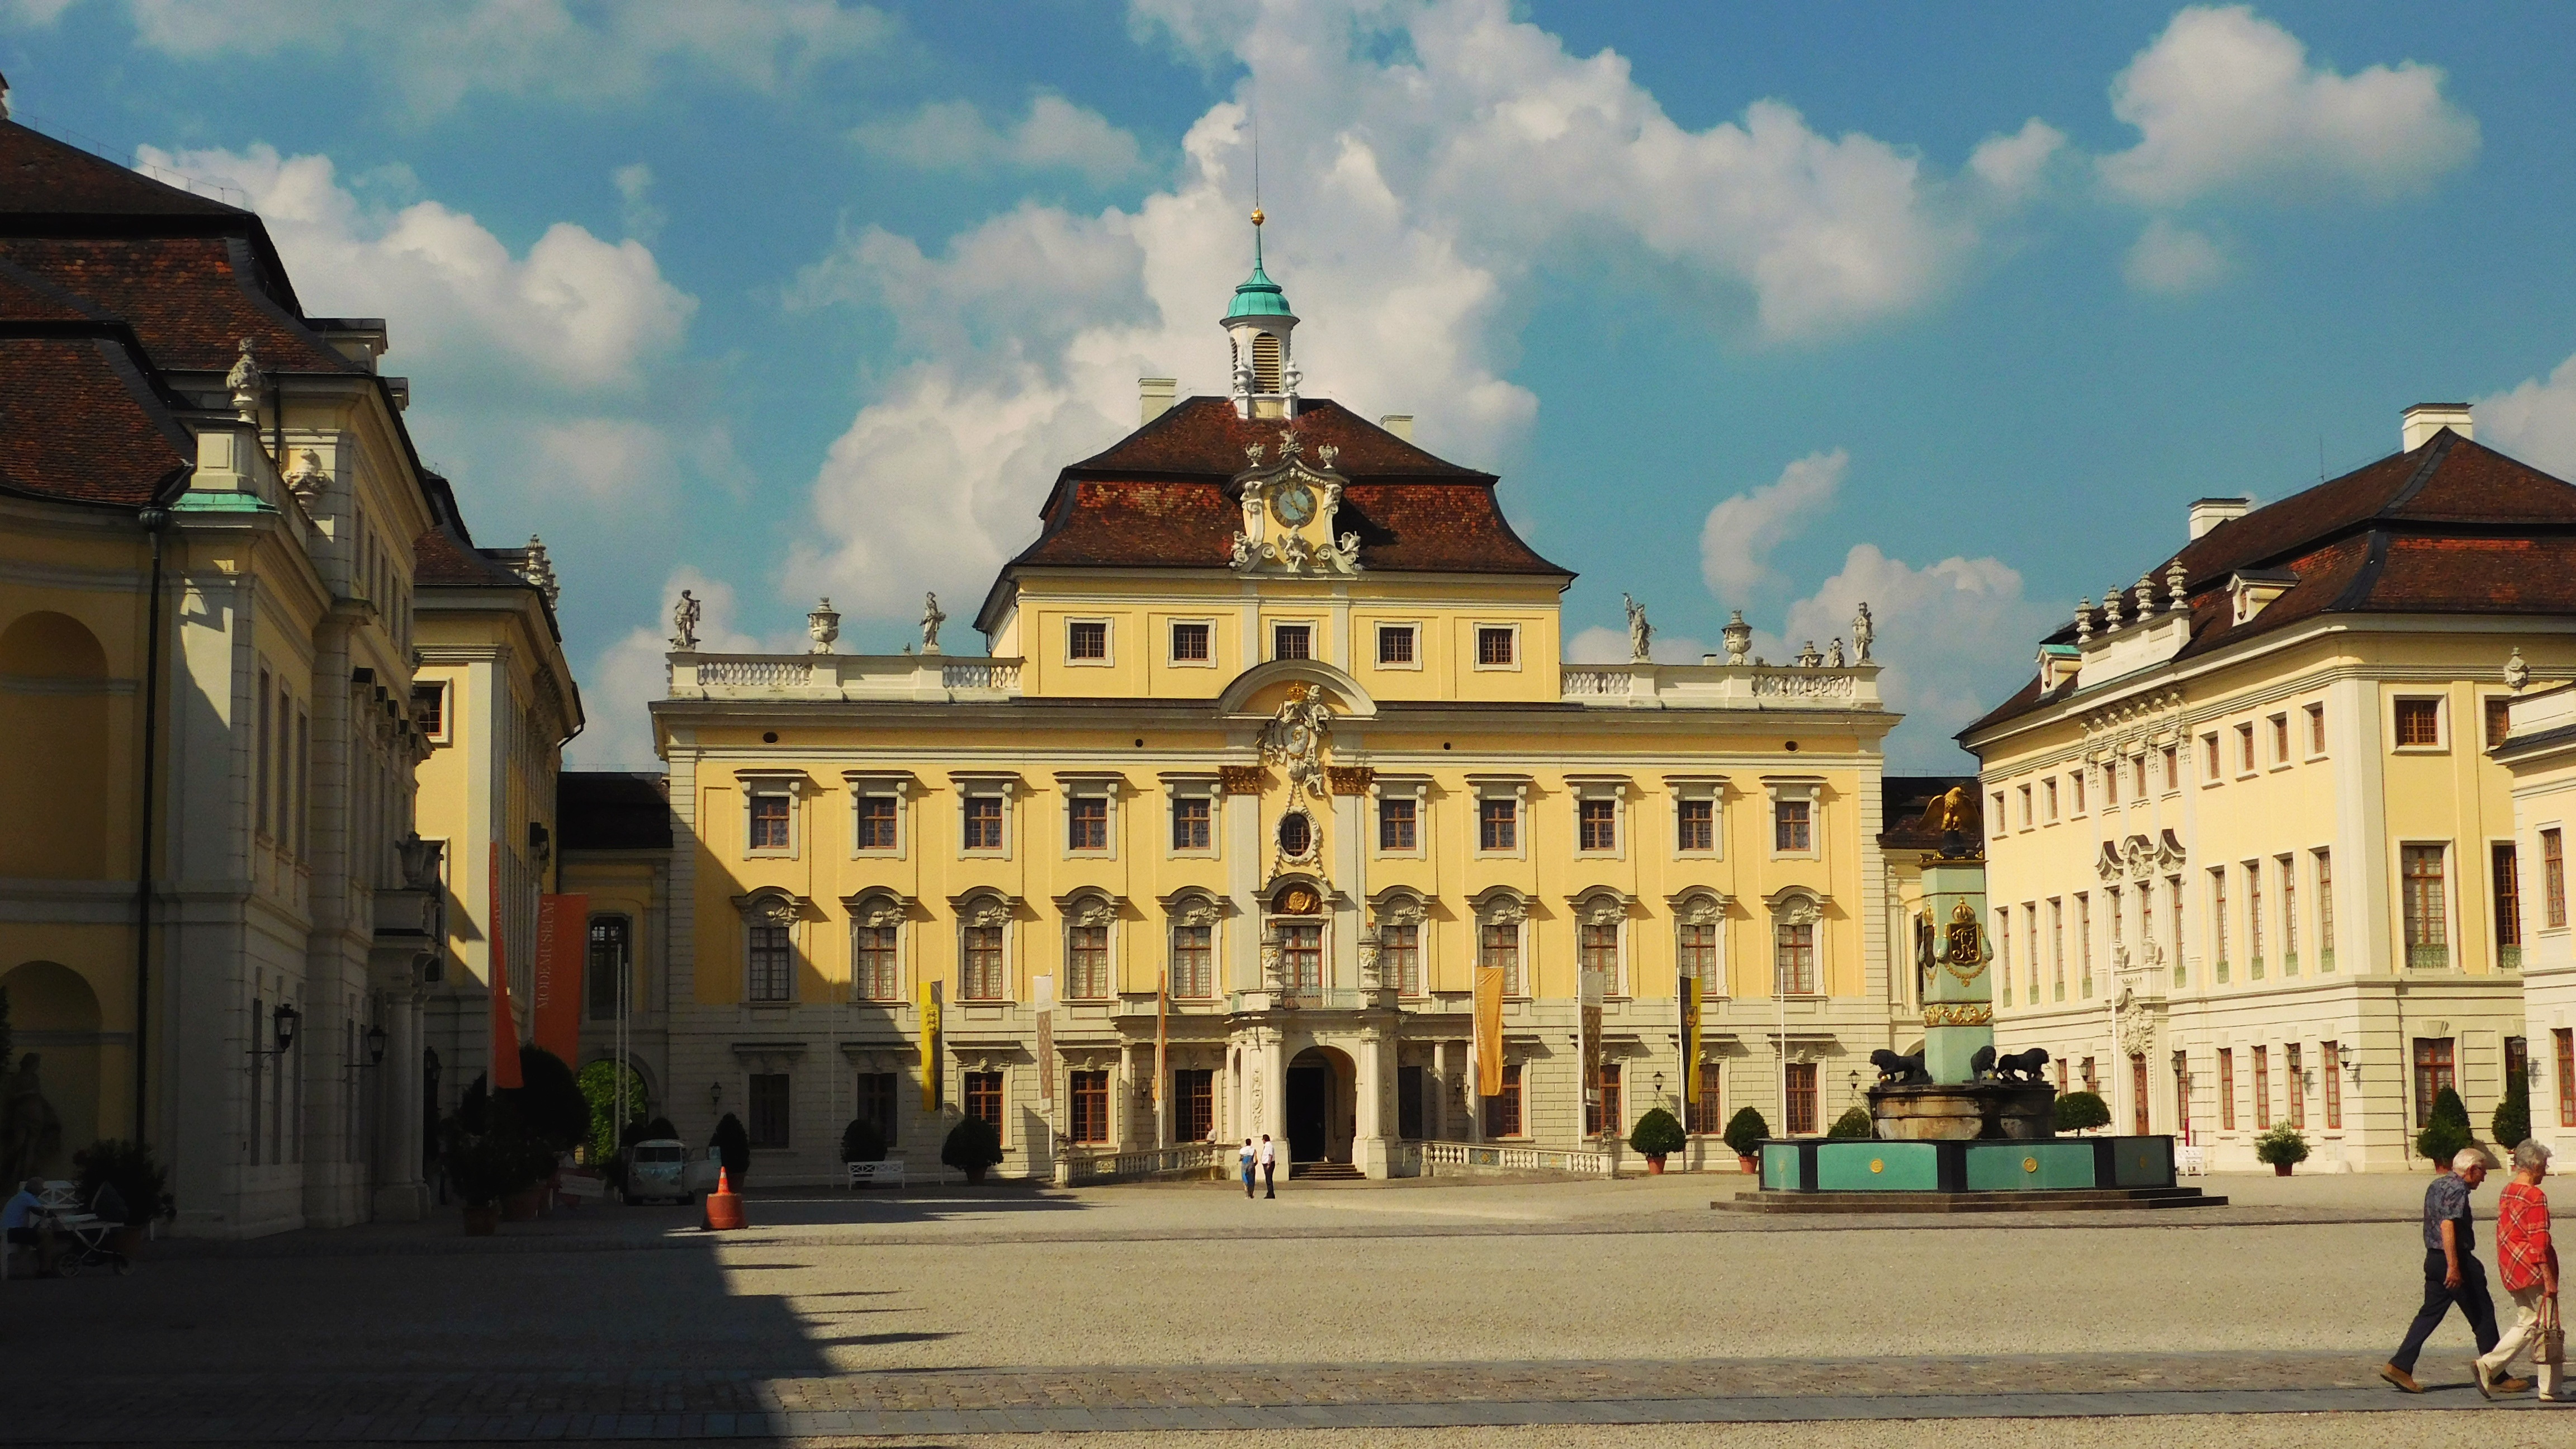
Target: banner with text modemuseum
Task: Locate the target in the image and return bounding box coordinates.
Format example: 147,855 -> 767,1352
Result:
1474,965 -> 1505,1097
488,843 -> 522,1088
1679,964 -> 1703,1128
919,980 -> 943,1110
532,893 -> 589,1066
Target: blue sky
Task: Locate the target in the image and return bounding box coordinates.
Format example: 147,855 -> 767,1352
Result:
8,1 -> 2575,771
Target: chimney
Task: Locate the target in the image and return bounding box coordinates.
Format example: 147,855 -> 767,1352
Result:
2401,402 -> 2472,452
1138,377 -> 1176,425
1380,414 -> 1414,442
2187,496 -> 2251,541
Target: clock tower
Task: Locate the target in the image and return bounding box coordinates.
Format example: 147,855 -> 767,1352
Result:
1224,208 -> 1301,420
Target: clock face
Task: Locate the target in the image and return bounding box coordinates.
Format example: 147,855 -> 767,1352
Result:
1271,481 -> 1317,528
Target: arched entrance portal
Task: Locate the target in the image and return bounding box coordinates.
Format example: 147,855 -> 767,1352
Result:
1,960 -> 101,1180
1284,1045 -> 1356,1166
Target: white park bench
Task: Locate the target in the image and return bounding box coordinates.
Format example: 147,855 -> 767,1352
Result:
2176,1144 -> 2207,1177
845,1160 -> 906,1190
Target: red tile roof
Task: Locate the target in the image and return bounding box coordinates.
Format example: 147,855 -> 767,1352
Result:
411,470 -> 532,588
0,333 -> 194,506
0,120 -> 247,219
1961,431 -> 2576,739
0,235 -> 355,373
1001,396 -> 1568,579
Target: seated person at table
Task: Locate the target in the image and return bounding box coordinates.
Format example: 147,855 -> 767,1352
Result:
4,1177 -> 57,1275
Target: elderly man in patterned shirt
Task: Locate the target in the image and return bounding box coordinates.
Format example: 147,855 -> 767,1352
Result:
2474,1139 -> 2563,1401
2383,1149 -> 2517,1394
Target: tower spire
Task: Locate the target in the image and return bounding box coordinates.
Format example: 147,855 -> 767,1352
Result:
1223,101 -> 1299,419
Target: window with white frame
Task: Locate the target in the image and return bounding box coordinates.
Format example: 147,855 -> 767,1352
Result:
1064,894 -> 1114,998
2401,842 -> 2450,969
1375,623 -> 1418,668
1474,624 -> 1518,669
2394,697 -> 2444,750
1666,776 -> 1723,856
1271,622 -> 1313,660
1765,778 -> 1822,859
1167,894 -> 1219,997
738,893 -> 801,1002
1470,777 -> 1529,858
1574,894 -> 1626,995
1374,892 -> 1427,996
2305,702 -> 2328,756
1475,894 -> 1527,995
1673,892 -> 1725,997
847,772 -> 911,856
1168,620 -> 1213,665
958,894 -> 1011,999
1769,889 -> 1822,997
1170,794 -> 1211,852
1380,795 -> 1418,851
849,893 -> 905,1001
744,779 -> 799,857
1066,618 -> 1110,663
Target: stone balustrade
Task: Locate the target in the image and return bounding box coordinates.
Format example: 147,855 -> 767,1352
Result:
666,652 -> 1026,702
1558,662 -> 1881,709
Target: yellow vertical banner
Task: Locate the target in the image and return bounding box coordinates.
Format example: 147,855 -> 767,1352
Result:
1033,974 -> 1054,1106
1680,969 -> 1704,1125
1474,966 -> 1505,1098
918,979 -> 943,1110
1154,970 -> 1168,1109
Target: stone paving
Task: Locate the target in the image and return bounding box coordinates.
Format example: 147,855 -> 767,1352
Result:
0,1173 -> 2542,1444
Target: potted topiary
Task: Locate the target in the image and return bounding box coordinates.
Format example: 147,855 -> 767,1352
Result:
2418,1086 -> 2475,1168
841,1117 -> 889,1169
1722,1106 -> 1769,1174
2053,1091 -> 2111,1135
2494,1076 -> 2532,1156
941,1114 -> 1004,1184
710,1112 -> 752,1189
1628,1107 -> 1687,1174
2255,1121 -> 2310,1176
72,1139 -> 171,1257
1827,1106 -> 1874,1139
443,1111 -> 538,1235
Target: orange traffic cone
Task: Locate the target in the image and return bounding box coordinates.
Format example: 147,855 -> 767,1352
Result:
704,1165 -> 746,1231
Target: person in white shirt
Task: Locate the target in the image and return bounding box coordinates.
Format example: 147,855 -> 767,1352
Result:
1237,1139 -> 1256,1198
1256,1134 -> 1277,1199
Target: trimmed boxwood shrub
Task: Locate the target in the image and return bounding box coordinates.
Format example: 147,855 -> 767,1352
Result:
1721,1106 -> 1769,1158
841,1118 -> 889,1163
2255,1122 -> 2310,1167
2054,1091 -> 2111,1133
1827,1106 -> 1874,1139
2419,1086 -> 2474,1166
2494,1078 -> 2531,1155
1628,1106 -> 1687,1158
709,1112 -> 751,1186
942,1115 -> 1004,1174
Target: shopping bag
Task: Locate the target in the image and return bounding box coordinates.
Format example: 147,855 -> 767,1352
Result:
2541,1296 -> 2565,1368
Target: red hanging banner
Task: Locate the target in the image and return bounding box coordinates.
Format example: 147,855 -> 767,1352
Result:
488,843 -> 522,1088
533,893 -> 589,1066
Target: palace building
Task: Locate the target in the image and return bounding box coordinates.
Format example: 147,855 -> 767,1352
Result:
0,107 -> 570,1235
1959,405 -> 2576,1172
623,222 -> 1910,1181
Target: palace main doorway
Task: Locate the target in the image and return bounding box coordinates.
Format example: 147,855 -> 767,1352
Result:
1284,1044 -> 1356,1164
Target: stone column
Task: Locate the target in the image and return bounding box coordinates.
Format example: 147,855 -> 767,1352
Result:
1355,1028 -> 1393,1177
371,990 -> 427,1220
1921,859 -> 1994,1084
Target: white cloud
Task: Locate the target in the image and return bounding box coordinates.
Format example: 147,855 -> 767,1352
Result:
1777,544 -> 2056,770
120,0 -> 893,118
2478,353 -> 2576,483
2122,217 -> 2233,294
1697,449 -> 1848,600
138,144 -> 694,395
574,569 -> 771,770
1968,119 -> 2067,201
613,163 -> 665,243
1566,626 -> 1708,666
759,0 -> 2045,640
854,93 -> 1147,184
2099,4 -> 2477,207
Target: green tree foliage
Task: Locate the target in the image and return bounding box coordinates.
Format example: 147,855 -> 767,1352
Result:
1721,1106 -> 1769,1157
2419,1085 -> 2475,1165
73,1139 -> 169,1224
2493,1076 -> 2532,1153
1827,1106 -> 1875,1139
442,1097 -> 547,1207
941,1115 -> 1004,1172
2254,1122 -> 2310,1167
510,1046 -> 590,1154
576,1059 -> 650,1165
841,1117 -> 889,1163
1628,1106 -> 1688,1157
2054,1091 -> 2111,1133
709,1112 -> 751,1185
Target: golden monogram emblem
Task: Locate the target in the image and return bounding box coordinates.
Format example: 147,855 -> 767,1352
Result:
1939,897 -> 1992,983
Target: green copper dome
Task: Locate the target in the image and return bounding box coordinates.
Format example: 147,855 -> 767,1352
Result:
1225,214 -> 1295,320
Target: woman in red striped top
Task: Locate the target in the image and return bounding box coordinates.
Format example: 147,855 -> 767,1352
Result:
2476,1139 -> 2563,1401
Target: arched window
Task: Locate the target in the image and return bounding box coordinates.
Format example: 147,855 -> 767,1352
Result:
1765,888 -> 1825,997
847,892 -> 909,1002
1063,892 -> 1115,1000
1472,889 -> 1528,997
1166,893 -> 1220,998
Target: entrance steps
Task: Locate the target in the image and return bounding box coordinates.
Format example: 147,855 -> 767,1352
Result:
1291,1161 -> 1366,1182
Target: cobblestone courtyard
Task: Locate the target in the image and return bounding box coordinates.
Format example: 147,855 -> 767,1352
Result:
3,1173 -> 2566,1446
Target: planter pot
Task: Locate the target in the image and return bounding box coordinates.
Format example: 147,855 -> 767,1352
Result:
963,1164 -> 989,1185
500,1189 -> 542,1221
1736,1154 -> 1760,1175
1645,1156 -> 1667,1175
462,1206 -> 500,1236
2273,1163 -> 2294,1176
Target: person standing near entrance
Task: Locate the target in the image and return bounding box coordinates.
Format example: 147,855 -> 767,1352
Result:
1257,1134 -> 1277,1199
2475,1139 -> 2562,1400
1238,1138 -> 1257,1198
2384,1149 -> 2515,1394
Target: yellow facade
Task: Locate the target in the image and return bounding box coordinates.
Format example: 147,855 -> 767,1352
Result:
2499,683 -> 2576,1163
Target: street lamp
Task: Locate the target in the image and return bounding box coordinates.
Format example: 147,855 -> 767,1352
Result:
709,1080 -> 724,1112
249,1002 -> 301,1057
365,1024 -> 389,1067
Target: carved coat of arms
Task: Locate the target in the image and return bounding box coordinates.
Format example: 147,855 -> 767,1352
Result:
1938,897 -> 1992,983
